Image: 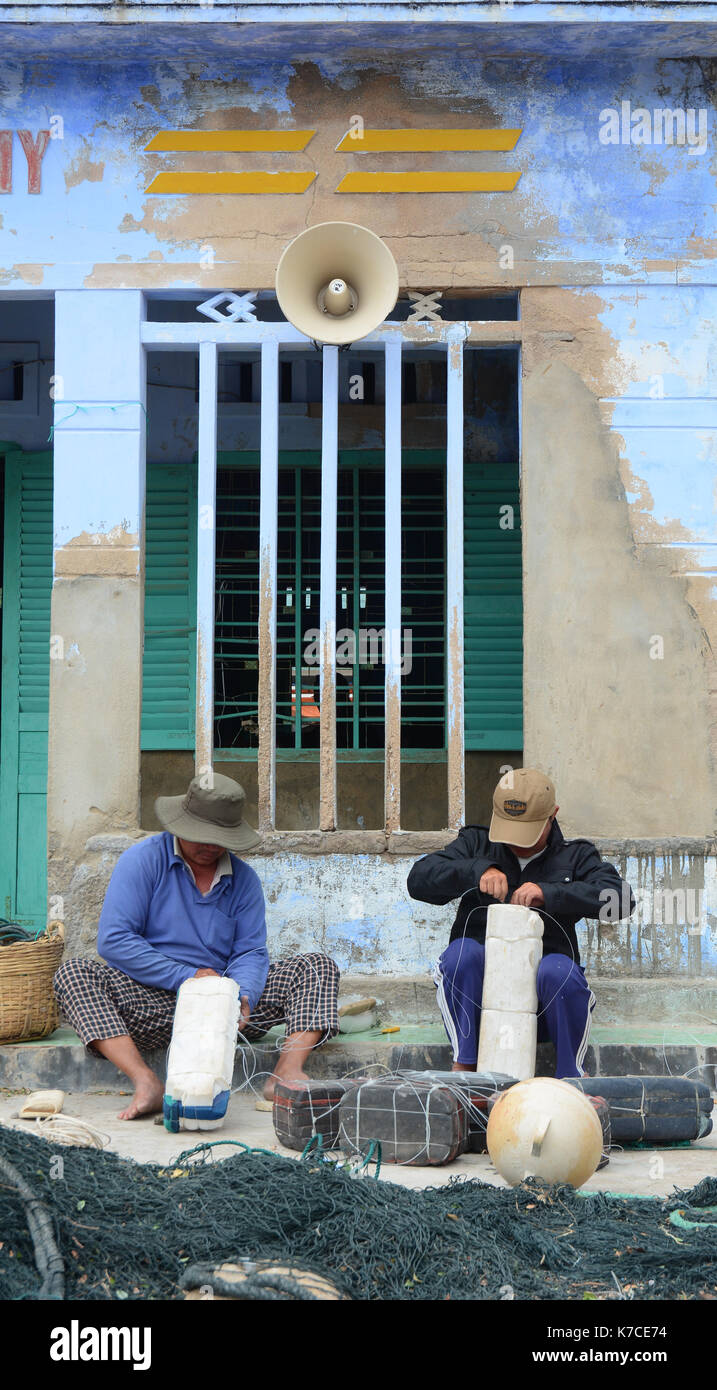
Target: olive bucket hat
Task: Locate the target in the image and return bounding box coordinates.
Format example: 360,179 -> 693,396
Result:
155,773 -> 262,853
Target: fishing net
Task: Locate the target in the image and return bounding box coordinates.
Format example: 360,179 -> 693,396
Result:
1,1122 -> 716,1302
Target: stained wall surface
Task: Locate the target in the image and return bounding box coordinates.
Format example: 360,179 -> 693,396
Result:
1,35 -> 716,969
1,51 -> 716,290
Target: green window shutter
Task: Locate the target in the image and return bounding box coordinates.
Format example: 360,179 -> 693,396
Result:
0,448 -> 52,927
141,462 -> 197,749
464,461 -> 523,750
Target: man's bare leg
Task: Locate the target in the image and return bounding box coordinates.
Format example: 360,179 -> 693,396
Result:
452,1062 -> 477,1072
92,1036 -> 164,1120
262,1030 -> 323,1100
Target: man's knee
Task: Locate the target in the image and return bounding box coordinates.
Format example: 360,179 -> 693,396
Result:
439,936 -> 484,979
292,952 -> 340,985
537,954 -> 589,1001
53,955 -> 97,1002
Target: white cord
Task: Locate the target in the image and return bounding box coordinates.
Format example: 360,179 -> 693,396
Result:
33,1115 -> 110,1149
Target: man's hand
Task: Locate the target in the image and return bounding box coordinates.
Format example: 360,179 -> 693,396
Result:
237,995 -> 251,1032
510,882 -> 545,908
479,867 -> 509,902
194,967 -> 220,979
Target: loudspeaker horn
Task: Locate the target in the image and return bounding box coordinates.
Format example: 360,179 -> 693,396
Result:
275,221 -> 399,346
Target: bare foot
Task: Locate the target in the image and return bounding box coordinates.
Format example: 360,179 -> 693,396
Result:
117,1072 -> 164,1120
262,1068 -> 310,1101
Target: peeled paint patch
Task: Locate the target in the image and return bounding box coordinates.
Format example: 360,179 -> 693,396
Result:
61,527 -> 139,549
0,262 -> 45,285
55,551 -> 140,577
55,527 -> 140,577
521,348 -> 714,836
64,147 -> 105,191
4,53 -> 717,289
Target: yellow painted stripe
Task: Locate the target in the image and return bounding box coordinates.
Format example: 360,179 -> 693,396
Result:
145,171 -> 317,195
335,128 -> 522,153
336,171 -> 522,193
145,130 -> 316,152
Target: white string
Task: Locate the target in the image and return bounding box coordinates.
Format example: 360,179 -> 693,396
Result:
571,1077 -> 713,1142
161,947 -> 713,1160
243,1062 -> 711,1166
216,955 -> 519,1164
439,896 -> 587,1055
337,1072 -> 512,1166
175,1016 -> 712,1162
32,1115 -> 110,1149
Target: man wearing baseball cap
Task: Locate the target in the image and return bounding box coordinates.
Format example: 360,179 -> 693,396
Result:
54,773 -> 340,1119
407,767 -> 634,1077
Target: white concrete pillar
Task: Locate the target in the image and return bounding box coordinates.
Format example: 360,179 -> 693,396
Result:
258,337 -> 279,832
446,331 -> 465,830
384,339 -> 402,833
319,345 -> 339,831
48,290 -> 146,876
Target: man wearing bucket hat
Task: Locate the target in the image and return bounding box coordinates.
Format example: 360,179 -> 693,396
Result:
407,768 -> 634,1078
54,774 -> 340,1120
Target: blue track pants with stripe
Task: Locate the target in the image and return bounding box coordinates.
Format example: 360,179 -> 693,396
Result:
433,936 -> 595,1078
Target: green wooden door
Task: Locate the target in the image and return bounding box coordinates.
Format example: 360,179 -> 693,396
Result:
0,446 -> 53,927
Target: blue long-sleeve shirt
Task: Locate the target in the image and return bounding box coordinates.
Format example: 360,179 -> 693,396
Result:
97,832 -> 269,1009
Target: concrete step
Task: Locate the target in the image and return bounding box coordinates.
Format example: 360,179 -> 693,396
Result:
1,1022 -> 716,1093
340,973 -> 717,1029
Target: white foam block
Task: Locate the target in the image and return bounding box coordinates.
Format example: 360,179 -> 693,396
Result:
482,937 -> 542,1013
477,1009 -> 538,1081
165,976 -> 240,1123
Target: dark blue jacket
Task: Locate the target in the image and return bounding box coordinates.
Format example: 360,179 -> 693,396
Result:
407,820 -> 634,963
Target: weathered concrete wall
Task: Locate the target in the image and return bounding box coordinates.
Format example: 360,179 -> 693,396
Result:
47,290 -> 146,911
60,831 -> 717,980
521,286 -> 717,837
4,45 -> 717,954
1,54 -> 717,289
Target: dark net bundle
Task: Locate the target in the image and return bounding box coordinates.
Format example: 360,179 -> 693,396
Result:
1,1123 -> 716,1302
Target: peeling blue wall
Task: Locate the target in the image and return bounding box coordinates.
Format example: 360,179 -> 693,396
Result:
1,54 -> 717,287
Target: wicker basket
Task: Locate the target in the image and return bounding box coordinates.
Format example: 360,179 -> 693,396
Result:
0,920 -> 65,1043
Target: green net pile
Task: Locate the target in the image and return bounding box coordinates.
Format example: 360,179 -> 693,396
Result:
1,1123 -> 716,1301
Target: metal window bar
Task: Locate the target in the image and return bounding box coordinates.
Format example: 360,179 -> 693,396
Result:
212,459 -> 445,752
258,338 -> 279,831
384,339 -> 402,831
446,331 -> 465,830
213,470 -> 260,740
142,316 -> 520,834
319,346 -> 339,831
293,468 -> 303,749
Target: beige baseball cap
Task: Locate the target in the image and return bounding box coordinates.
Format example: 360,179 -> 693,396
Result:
489,768 -> 557,848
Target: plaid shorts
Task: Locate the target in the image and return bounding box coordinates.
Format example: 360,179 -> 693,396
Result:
54,952 -> 340,1056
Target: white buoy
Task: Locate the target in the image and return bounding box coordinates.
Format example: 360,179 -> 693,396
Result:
486,1076 -> 603,1188
477,903 -> 543,1080
164,976 -> 240,1132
